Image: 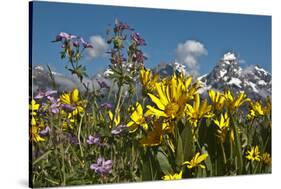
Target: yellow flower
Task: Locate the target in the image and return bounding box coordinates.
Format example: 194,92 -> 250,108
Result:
208,89 -> 225,110
214,112 -> 230,143
177,74 -> 200,97
245,146 -> 261,162
127,102 -> 148,132
261,152 -> 271,165
29,99 -> 40,116
224,90 -> 250,110
183,152 -> 208,169
140,120 -> 165,147
108,110 -> 120,127
60,88 -> 85,116
247,100 -> 264,119
146,76 -> 189,119
140,67 -> 159,92
30,116 -> 45,142
30,126 -> 45,142
162,171 -> 182,180
185,93 -> 213,127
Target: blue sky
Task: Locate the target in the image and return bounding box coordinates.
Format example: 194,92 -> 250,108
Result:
31,1 -> 271,76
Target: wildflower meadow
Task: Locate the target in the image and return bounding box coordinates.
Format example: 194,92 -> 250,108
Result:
30,20 -> 271,187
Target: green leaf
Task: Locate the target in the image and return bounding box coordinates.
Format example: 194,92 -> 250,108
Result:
156,149 -> 173,175
181,125 -> 194,162
175,126 -> 184,167
141,151 -> 153,181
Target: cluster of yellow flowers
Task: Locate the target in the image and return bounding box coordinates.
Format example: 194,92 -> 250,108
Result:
129,67 -> 271,180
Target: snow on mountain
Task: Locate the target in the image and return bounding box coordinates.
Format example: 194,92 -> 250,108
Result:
198,52 -> 271,100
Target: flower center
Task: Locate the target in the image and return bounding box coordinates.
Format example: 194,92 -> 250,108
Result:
165,103 -> 180,117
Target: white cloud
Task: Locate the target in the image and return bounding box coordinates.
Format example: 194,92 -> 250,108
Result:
87,35 -> 108,59
175,40 -> 207,76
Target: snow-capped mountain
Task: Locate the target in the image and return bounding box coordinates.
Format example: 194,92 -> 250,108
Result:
32,52 -> 271,100
198,52 -> 271,100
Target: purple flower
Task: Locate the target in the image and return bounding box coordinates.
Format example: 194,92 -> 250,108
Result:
61,104 -> 76,112
114,21 -> 132,33
111,124 -> 127,135
86,135 -> 101,145
131,32 -> 146,46
53,32 -> 77,42
90,157 -> 112,175
100,103 -> 112,109
39,126 -> 51,136
48,96 -> 60,114
73,40 -> 80,47
80,37 -> 93,48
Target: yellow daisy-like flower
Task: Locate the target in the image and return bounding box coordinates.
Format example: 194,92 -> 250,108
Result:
140,67 -> 159,92
30,116 -> 45,142
245,146 -> 261,162
30,126 -> 45,142
127,102 -> 148,132
185,93 -> 214,127
224,90 -> 250,110
208,89 -> 225,110
146,75 -> 191,119
214,112 -> 230,143
60,88 -> 85,116
247,100 -> 264,119
162,171 -> 182,180
183,152 -> 208,169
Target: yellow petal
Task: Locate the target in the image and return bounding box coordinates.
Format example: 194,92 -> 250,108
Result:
156,83 -> 169,106
146,105 -> 167,117
197,153 -> 208,163
71,89 -> 79,103
148,93 -> 165,110
60,93 -> 71,104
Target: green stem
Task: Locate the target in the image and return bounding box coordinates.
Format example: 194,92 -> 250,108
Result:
59,142 -> 66,186
220,142 -> 227,165
78,114 -> 84,157
231,116 -> 243,174
111,84 -> 123,127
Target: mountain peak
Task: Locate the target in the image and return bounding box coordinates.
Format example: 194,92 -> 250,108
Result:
198,52 -> 271,100
222,52 -> 237,63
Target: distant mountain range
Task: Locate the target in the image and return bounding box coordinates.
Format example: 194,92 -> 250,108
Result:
32,52 -> 271,100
